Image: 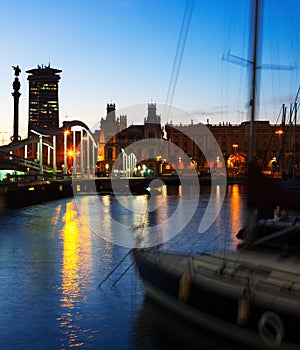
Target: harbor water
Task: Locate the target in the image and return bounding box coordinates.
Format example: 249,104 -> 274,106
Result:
0,184 -> 247,350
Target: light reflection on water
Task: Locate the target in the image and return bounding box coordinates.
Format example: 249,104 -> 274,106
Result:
58,202 -> 93,349
0,184 -> 247,349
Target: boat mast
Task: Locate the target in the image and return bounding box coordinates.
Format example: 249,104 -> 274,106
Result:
249,0 -> 262,162
245,0 -> 262,245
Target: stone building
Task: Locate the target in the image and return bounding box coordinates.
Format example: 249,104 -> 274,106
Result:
166,119 -> 300,175
97,102 -> 300,177
96,103 -> 163,175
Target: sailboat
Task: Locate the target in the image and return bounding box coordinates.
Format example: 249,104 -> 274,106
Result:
133,0 -> 300,348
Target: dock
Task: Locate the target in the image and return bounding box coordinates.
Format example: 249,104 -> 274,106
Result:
0,174 -> 251,209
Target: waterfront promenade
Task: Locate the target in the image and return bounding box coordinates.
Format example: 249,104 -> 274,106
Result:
0,173 -> 245,209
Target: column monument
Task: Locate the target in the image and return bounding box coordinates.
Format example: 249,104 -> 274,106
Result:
11,65 -> 21,142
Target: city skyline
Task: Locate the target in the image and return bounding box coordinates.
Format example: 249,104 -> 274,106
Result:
1,0 -> 300,142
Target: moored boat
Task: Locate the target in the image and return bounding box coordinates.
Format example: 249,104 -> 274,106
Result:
133,0 -> 300,348
134,247 -> 300,349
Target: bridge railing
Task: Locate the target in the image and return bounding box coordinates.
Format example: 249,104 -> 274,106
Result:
0,172 -> 72,185
0,150 -> 52,172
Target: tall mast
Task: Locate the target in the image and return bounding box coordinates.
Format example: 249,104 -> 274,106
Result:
249,0 -> 262,161
245,0 -> 263,246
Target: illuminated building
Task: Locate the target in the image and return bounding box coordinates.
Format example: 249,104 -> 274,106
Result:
166,120 -> 300,174
26,64 -> 62,137
96,103 -> 163,175
98,103 -> 127,163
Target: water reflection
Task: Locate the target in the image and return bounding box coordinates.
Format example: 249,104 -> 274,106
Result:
56,201 -> 93,348
228,184 -> 246,246
74,192 -> 183,248
0,184 -> 250,349
134,298 -> 251,350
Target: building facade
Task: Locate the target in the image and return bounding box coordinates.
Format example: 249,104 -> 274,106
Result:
26,64 -> 62,137
98,103 -> 127,165
96,103 -> 163,176
97,102 -> 300,177
165,120 -> 300,175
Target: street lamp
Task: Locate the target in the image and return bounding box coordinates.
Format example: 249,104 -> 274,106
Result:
53,135 -> 57,174
64,130 -> 70,175
232,144 -> 238,154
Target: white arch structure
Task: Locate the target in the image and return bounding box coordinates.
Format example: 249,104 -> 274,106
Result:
121,148 -> 137,177
67,125 -> 97,177
0,121 -> 97,177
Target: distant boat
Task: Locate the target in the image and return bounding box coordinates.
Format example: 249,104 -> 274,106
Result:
133,0 -> 300,348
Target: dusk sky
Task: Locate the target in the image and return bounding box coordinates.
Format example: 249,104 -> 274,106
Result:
1,0 -> 300,141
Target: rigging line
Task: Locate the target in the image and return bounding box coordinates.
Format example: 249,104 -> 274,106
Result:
238,3 -> 249,124
112,260 -> 136,287
98,249 -> 132,288
221,2 -> 234,123
290,85 -> 300,115
164,0 -> 195,121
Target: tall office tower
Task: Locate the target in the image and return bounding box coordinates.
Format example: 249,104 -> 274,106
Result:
26,64 -> 62,136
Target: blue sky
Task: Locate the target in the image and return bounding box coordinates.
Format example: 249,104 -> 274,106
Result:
1,0 -> 300,141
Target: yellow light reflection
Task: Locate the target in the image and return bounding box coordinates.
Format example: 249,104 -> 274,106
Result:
229,184 -> 242,245
58,201 -> 92,348
61,209 -> 80,308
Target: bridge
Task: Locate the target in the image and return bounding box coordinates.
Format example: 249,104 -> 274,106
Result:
0,121 -> 98,176
0,149 -> 50,172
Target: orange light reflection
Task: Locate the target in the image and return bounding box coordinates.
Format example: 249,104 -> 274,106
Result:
229,184 -> 243,245
58,201 -> 92,348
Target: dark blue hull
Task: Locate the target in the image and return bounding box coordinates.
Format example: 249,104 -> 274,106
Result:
134,250 -> 300,349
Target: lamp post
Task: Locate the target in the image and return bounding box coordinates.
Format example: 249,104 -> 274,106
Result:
121,148 -> 126,177
92,141 -> 96,176
73,129 -> 76,177
86,136 -> 90,176
232,144 -> 238,154
53,135 -> 57,174
80,129 -> 84,176
63,130 -> 70,175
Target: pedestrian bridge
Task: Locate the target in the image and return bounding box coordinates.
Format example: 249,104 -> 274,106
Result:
0,121 -> 98,175
0,149 -> 51,172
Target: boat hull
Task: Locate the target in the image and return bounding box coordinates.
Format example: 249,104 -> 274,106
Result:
134,249 -> 300,349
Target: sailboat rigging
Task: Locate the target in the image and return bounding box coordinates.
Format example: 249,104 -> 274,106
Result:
133,0 -> 300,348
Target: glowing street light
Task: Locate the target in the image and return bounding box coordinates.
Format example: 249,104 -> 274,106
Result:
64,130 -> 70,175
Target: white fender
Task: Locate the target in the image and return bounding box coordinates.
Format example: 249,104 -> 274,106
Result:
258,311 -> 285,347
